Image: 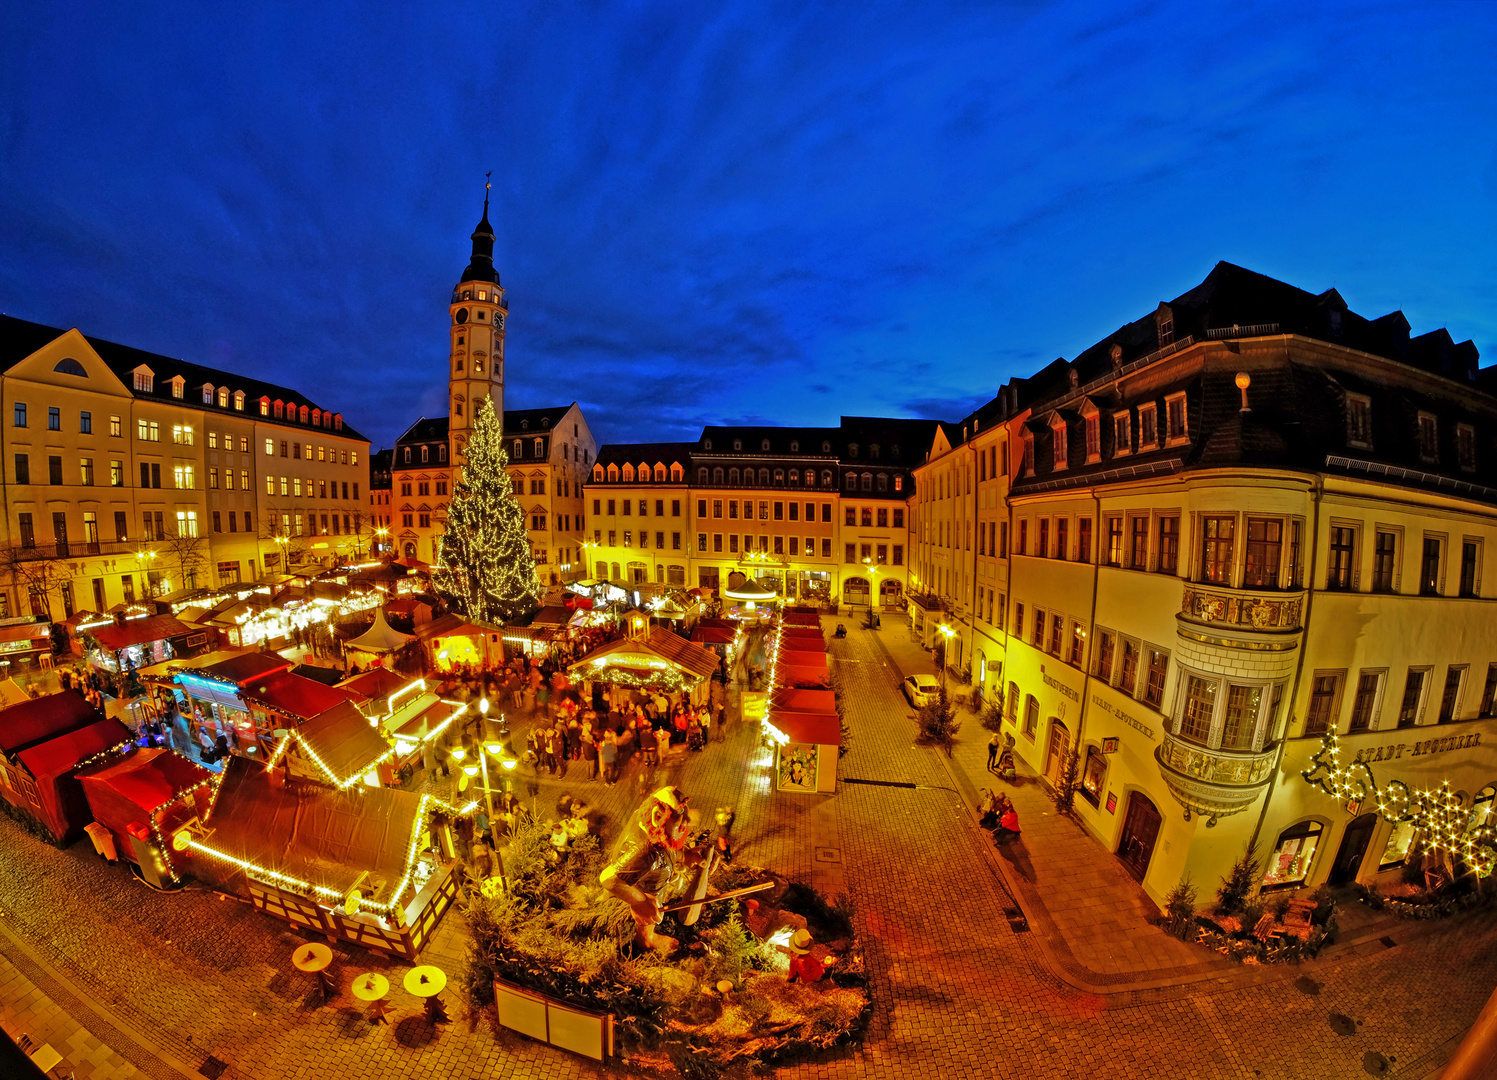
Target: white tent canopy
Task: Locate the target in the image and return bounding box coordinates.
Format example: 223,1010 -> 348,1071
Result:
348,608 -> 415,655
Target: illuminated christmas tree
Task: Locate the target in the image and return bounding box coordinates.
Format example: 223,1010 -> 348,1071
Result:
433,396 -> 538,624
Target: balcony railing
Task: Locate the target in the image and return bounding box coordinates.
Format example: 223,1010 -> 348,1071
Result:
908,591 -> 945,613
1155,730 -> 1278,824
1157,731 -> 1277,787
1179,584 -> 1304,632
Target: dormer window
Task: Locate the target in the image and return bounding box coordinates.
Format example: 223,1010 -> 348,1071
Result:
133,369 -> 154,393
703,438 -> 713,450
1165,393 -> 1189,445
1346,394 -> 1372,449
299,405 -> 309,424
622,464 -> 635,482
1112,411 -> 1131,456
274,400 -> 284,419
513,439 -> 523,458
259,397 -> 271,416
848,443 -> 859,459
438,444 -> 447,462
789,440 -> 799,452
312,408 -> 322,426
534,438 -> 544,457
1457,424 -> 1477,472
655,465 -> 668,482
218,387 -> 230,408
403,447 -> 411,464
1156,303 -> 1174,346
594,465 -> 605,482
421,445 -> 429,463
1050,418 -> 1068,470
521,420 -> 529,430
234,391 -> 245,411
1021,436 -> 1035,476
870,444 -> 880,459
1417,412 -> 1439,463
761,439 -> 770,451
733,439 -> 742,451
822,441 -> 832,453
607,464 -> 619,482
1327,308 -> 1343,335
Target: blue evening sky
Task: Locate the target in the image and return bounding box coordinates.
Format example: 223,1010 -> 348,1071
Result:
2,2 -> 1494,450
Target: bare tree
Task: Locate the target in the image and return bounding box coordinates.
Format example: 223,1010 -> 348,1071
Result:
0,544 -> 77,618
157,527 -> 208,595
259,508 -> 311,574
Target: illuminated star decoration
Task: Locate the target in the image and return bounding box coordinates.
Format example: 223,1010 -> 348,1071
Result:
1301,729 -> 1496,876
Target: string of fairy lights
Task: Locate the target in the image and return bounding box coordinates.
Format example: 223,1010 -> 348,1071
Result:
1301,729 -> 1497,876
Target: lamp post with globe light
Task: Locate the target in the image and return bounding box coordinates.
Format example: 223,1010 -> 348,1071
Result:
937,623 -> 956,695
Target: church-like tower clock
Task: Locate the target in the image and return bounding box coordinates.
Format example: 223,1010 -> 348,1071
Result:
448,183 -> 506,466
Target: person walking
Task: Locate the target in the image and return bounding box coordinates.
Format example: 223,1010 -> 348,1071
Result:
599,732 -> 618,785
987,731 -> 1001,772
581,725 -> 599,779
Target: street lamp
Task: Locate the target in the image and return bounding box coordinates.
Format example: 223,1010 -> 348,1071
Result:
937,623 -> 955,694
374,526 -> 389,557
475,697 -> 517,891
862,557 -> 881,626
135,549 -> 157,599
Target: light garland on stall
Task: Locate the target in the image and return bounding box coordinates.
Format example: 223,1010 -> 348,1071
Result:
185,790 -> 478,918
1302,728 -> 1497,876
264,729 -> 397,790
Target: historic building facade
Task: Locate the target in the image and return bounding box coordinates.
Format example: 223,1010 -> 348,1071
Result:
0,318 -> 370,619
584,417 -> 935,605
374,196 -> 596,580
909,262 -> 1497,905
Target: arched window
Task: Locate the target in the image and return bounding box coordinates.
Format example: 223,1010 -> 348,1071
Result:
259,396 -> 270,416
421,446 -> 429,463
513,439 -> 523,458
729,468 -> 740,484
822,441 -> 832,453
622,464 -> 635,482
894,475 -> 904,492
698,467 -> 709,484
804,470 -> 815,488
733,439 -> 742,451
845,473 -> 856,490
438,444 -> 447,462
534,438 -> 544,457
773,469 -> 785,486
53,358 -> 86,376
1262,821 -> 1324,889
761,438 -> 771,451
713,467 -> 724,484
877,473 -> 888,492
870,443 -> 880,459
790,440 -> 800,452
403,448 -> 411,464
848,443 -> 859,459
822,470 -> 834,487
861,472 -> 873,492
788,469 -> 799,485
758,468 -> 770,485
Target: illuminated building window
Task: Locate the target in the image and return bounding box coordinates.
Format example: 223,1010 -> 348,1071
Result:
1304,672 -> 1343,736
1262,820 -> 1322,889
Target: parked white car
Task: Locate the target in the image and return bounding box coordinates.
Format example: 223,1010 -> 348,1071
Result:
902,674 -> 940,707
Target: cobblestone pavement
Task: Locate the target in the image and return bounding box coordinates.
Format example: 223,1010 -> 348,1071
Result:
0,617 -> 1492,1079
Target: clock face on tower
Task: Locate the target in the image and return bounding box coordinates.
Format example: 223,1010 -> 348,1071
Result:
455,308 -> 469,324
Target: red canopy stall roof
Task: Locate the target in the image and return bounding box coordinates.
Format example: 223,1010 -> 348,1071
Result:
0,690 -> 101,756
242,671 -> 359,722
778,637 -> 827,655
690,626 -> 736,645
779,626 -> 826,640
12,717 -> 134,842
770,688 -> 836,714
88,614 -> 199,652
781,612 -> 822,627
766,709 -> 841,746
76,747 -> 212,860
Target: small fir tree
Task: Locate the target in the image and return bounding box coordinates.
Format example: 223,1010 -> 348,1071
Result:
915,685 -> 961,756
432,396 -> 539,624
1163,877 -> 1198,941
1216,843 -> 1261,915
1052,749 -> 1080,815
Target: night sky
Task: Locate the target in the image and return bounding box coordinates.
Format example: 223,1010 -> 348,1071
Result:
2,3 -> 1494,451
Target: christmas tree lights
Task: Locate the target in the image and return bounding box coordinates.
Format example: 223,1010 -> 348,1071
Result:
1302,729 -> 1497,876
432,396 -> 538,625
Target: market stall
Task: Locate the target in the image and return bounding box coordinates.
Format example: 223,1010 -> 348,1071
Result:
568,626 -> 719,711
416,613 -> 506,669
266,700 -> 394,789
76,746 -> 212,886
764,709 -> 840,794
182,756 -> 471,960
345,608 -> 417,670
172,650 -> 297,757
0,691 -> 132,843
83,612 -> 212,678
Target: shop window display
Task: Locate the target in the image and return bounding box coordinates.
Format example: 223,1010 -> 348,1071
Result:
1262,820 -> 1323,889
1080,746 -> 1106,807
1379,820 -> 1416,870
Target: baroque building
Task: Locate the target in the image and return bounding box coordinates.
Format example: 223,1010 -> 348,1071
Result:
0,317 -> 370,618
583,417 -> 933,604
910,262 -> 1497,904
373,194 -> 596,581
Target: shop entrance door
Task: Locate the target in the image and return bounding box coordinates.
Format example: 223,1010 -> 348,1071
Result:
1117,792 -> 1162,882
1329,813 -> 1378,885
1045,721 -> 1070,786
